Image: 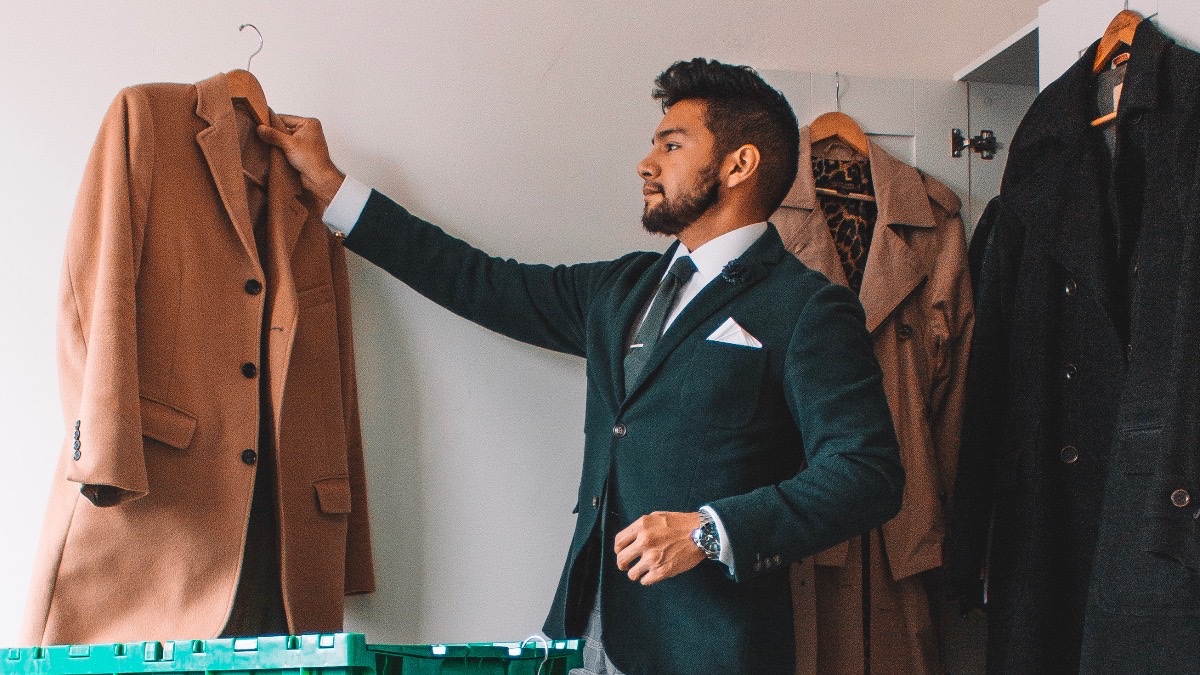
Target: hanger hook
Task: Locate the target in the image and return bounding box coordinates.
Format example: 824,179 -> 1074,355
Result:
239,23 -> 263,72
835,72 -> 842,112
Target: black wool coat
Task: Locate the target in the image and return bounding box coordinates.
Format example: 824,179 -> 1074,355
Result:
948,20 -> 1200,674
343,192 -> 904,675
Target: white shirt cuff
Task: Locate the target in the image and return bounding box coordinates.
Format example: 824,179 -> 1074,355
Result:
700,505 -> 736,573
322,175 -> 372,235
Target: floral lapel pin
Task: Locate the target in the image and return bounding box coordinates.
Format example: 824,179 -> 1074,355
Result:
721,260 -> 749,284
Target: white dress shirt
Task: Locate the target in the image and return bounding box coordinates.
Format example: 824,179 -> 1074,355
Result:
323,176 -> 766,573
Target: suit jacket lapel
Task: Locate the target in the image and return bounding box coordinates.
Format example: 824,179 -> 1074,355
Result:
194,73 -> 260,268
605,242 -> 678,407
621,228 -> 784,403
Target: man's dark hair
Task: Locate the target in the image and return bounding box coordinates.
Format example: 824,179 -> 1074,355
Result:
653,58 -> 799,216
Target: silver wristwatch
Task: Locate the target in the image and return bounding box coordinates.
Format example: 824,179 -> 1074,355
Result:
691,510 -> 721,560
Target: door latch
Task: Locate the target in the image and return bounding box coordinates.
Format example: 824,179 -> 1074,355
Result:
952,129 -> 998,160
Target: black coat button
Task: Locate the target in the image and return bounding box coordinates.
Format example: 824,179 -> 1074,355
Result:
897,324 -> 914,339
612,424 -> 627,438
1060,445 -> 1079,464
242,363 -> 258,378
245,279 -> 263,295
1172,489 -> 1191,508
1064,279 -> 1077,296
241,449 -> 258,465
1064,363 -> 1078,380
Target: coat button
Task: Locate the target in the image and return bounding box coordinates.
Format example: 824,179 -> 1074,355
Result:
241,449 -> 258,466
1064,279 -> 1077,296
1060,445 -> 1079,464
245,279 -> 263,295
753,561 -> 763,573
73,430 -> 80,440
242,363 -> 258,378
592,496 -> 600,509
612,424 -> 627,438
1171,489 -> 1191,508
73,449 -> 81,461
1064,363 -> 1078,381
773,554 -> 782,565
897,324 -> 914,339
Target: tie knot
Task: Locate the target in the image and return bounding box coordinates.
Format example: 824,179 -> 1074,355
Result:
668,256 -> 698,284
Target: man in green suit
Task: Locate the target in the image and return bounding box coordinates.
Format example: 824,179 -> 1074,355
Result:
260,58 -> 903,675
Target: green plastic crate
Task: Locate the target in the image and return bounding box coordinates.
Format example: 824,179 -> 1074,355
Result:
370,640 -> 583,675
0,633 -> 373,674
0,634 -> 583,675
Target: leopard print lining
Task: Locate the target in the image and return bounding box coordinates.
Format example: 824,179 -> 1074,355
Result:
812,156 -> 877,294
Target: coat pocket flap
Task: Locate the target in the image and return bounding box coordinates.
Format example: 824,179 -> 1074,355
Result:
313,476 -> 353,514
140,396 -> 197,449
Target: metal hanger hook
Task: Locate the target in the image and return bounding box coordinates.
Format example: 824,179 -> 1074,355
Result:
239,23 -> 263,72
835,72 -> 842,112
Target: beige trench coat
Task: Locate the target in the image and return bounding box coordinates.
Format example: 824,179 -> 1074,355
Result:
21,73 -> 375,646
772,128 -> 973,674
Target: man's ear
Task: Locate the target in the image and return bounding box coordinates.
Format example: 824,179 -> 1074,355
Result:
723,144 -> 761,190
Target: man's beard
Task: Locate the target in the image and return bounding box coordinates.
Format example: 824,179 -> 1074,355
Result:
642,163 -> 722,236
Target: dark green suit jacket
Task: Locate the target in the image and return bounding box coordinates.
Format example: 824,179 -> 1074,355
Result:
345,191 -> 903,675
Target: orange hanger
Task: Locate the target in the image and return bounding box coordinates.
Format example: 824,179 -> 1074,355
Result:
1092,9 -> 1142,75
228,24 -> 269,125
809,111 -> 870,159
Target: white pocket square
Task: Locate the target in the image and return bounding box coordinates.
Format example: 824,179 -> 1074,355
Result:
706,317 -> 762,348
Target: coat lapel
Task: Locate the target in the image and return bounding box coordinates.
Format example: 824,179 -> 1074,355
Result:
194,73 -> 260,267
263,128 -> 311,420
857,142 -> 937,333
621,228 -> 784,403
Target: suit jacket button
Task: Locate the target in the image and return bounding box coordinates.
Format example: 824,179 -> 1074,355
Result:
242,363 -> 258,378
753,561 -> 763,573
1060,445 -> 1079,464
773,554 -> 782,565
592,496 -> 600,508
1064,279 -> 1077,296
612,424 -> 627,438
1172,489 -> 1191,508
245,279 -> 263,295
1064,363 -> 1078,381
241,449 -> 258,466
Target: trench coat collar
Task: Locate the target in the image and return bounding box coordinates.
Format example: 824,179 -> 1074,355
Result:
611,226 -> 786,405
193,73 -> 308,270
779,126 -> 941,332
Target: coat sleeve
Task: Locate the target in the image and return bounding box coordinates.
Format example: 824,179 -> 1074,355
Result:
928,205 -> 975,513
711,281 -> 906,581
342,190 -> 624,357
57,87 -> 155,504
328,232 -> 377,594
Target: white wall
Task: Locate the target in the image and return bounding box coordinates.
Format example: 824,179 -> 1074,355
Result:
0,0 -> 1042,646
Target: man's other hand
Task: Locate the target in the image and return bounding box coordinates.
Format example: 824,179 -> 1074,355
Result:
614,511 -> 705,585
257,115 -> 345,208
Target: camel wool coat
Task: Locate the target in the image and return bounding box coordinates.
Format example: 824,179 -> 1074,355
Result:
772,129 -> 973,674
21,73 -> 374,646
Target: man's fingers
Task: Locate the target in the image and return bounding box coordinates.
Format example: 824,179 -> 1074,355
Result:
275,113 -> 310,127
613,520 -> 640,552
615,539 -> 641,571
256,124 -> 289,148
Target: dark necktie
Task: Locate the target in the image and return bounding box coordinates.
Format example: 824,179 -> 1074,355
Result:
623,256 -> 698,397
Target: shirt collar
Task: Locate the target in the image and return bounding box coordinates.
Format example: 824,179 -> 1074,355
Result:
666,222 -> 768,284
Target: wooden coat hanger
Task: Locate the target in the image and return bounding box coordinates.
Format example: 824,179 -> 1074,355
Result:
809,75 -> 875,202
1090,10 -> 1142,127
227,23 -> 269,125
1093,9 -> 1142,75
